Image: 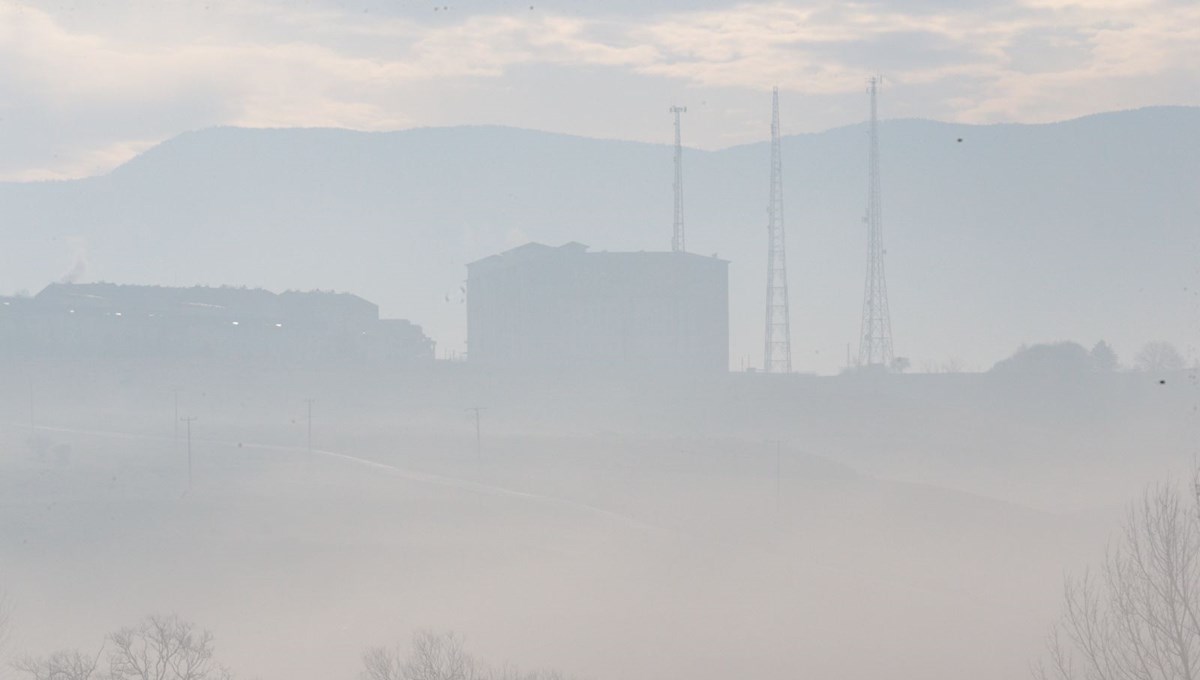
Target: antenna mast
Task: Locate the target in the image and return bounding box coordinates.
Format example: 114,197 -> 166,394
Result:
671,105 -> 687,253
857,76 -> 894,368
764,87 -> 792,373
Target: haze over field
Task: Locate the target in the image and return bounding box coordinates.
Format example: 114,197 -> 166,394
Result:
2,2 -> 1199,680
0,363 -> 1196,680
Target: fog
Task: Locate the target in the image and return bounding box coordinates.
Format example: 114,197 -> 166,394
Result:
1,357 -> 1196,680
2,3 -> 1199,680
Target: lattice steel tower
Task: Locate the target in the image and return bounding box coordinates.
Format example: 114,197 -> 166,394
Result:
764,87 -> 792,373
857,76 -> 894,368
670,105 -> 687,253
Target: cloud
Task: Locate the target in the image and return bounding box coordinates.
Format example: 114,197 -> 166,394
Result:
0,0 -> 1196,179
5,138 -> 160,182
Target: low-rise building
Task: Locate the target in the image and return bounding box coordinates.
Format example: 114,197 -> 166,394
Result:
467,242 -> 728,373
0,283 -> 434,366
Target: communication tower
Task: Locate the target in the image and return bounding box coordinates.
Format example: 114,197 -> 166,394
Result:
671,105 -> 687,253
857,76 -> 894,368
764,87 -> 792,373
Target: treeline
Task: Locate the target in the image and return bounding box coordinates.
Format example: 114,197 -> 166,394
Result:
991,340 -> 1190,374
2,617 -> 580,680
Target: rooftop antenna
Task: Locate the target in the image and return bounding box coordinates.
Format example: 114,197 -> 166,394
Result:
670,105 -> 687,253
857,75 -> 894,368
764,86 -> 792,373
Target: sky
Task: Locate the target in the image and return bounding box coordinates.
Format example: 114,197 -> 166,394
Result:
0,0 -> 1198,180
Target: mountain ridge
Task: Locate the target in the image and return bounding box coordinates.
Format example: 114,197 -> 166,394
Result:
0,105 -> 1196,372
8,104 -> 1193,187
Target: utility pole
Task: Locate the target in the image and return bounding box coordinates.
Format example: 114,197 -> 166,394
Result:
776,440 -> 781,511
858,75 -> 895,369
171,388 -> 182,445
466,407 -> 485,461
305,398 -> 315,454
181,416 -> 197,492
771,439 -> 782,513
764,86 -> 793,374
670,105 -> 687,253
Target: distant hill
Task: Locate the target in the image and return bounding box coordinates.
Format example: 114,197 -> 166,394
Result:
1,107 -> 1196,372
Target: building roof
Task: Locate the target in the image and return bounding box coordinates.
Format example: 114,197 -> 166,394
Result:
30,283 -> 379,321
467,242 -> 728,271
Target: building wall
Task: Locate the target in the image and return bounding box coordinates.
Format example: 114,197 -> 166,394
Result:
0,284 -> 434,366
468,244 -> 728,373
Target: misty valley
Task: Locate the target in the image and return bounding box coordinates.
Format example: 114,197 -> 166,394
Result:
1,3 -> 1198,678
0,355 -> 1195,679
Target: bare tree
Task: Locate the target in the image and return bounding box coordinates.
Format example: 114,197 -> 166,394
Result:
0,589 -> 10,658
363,632 -> 577,680
1035,477 -> 1200,680
364,631 -> 477,680
13,649 -> 103,680
108,616 -> 230,680
363,646 -> 404,680
405,631 -> 477,680
1135,342 -> 1186,373
485,669 -> 574,680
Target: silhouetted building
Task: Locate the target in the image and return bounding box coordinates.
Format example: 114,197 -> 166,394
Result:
467,242 -> 728,372
0,283 -> 434,365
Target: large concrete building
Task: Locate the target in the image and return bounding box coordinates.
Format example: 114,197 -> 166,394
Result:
467,242 -> 728,372
0,283 -> 434,366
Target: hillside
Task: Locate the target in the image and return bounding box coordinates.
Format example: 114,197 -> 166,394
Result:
0,398 -> 1103,680
1,107 -> 1196,372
